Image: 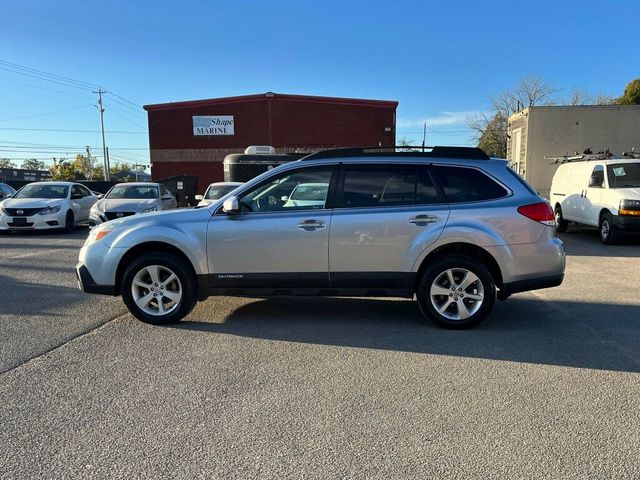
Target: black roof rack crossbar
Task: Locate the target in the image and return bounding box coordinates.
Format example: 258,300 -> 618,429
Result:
300,146 -> 490,161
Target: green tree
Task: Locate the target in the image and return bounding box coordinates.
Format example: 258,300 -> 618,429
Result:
617,78 -> 640,105
475,113 -> 508,158
72,154 -> 98,180
0,158 -> 17,168
21,158 -> 47,170
49,157 -> 85,180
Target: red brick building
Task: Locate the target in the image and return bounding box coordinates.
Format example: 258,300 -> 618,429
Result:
143,92 -> 398,190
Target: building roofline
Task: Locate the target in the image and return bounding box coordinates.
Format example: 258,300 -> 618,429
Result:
508,103 -> 640,121
143,92 -> 399,111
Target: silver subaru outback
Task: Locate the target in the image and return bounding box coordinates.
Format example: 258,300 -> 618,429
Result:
76,146 -> 565,329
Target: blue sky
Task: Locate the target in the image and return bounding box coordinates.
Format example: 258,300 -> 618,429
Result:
1,0 -> 639,168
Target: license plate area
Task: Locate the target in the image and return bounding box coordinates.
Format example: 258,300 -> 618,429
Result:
12,217 -> 27,225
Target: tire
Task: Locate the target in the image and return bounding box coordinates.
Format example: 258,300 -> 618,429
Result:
599,211 -> 620,245
416,255 -> 496,329
63,211 -> 75,233
555,205 -> 568,233
121,252 -> 197,325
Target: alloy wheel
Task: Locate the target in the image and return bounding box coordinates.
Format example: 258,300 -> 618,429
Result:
429,268 -> 484,321
131,265 -> 182,316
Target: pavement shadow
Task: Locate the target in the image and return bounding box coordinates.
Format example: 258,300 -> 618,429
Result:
560,228 -> 640,257
171,296 -> 640,373
0,274 -> 84,316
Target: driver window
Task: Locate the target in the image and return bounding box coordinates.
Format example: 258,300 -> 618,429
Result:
71,185 -> 83,197
238,168 -> 333,213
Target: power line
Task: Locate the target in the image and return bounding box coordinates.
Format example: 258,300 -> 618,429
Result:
105,102 -> 147,129
0,59 -> 99,90
0,127 -> 146,133
0,76 -> 94,100
0,104 -> 94,122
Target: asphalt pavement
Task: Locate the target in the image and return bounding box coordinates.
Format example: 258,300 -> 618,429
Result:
0,227 -> 639,479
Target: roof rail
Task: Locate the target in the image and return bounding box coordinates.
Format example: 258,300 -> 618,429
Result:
300,146 -> 490,161
546,148 -> 614,165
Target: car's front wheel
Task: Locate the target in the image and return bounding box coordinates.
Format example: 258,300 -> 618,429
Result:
121,253 -> 197,324
416,255 -> 496,329
599,211 -> 619,244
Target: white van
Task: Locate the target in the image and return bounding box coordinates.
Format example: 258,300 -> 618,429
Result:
550,159 -> 640,243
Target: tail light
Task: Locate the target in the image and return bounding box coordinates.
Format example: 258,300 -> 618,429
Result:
517,202 -> 556,226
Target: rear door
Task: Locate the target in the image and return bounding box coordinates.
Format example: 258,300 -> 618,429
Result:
328,164 -> 449,290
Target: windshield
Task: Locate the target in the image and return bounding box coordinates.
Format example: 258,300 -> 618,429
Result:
14,184 -> 69,199
106,185 -> 159,199
607,163 -> 640,188
290,184 -> 328,201
205,185 -> 238,200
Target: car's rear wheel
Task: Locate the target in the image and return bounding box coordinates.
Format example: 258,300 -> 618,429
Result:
121,253 -> 197,324
63,211 -> 75,233
555,205 -> 568,233
416,255 -> 496,329
599,211 -> 619,244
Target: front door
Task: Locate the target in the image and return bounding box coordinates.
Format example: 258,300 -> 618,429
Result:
583,164 -> 605,226
206,166 -> 336,289
329,164 -> 449,290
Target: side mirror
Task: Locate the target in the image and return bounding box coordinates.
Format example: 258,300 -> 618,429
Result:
589,175 -> 603,188
97,194 -> 104,199
281,196 -> 288,202
195,194 -> 204,201
222,195 -> 240,214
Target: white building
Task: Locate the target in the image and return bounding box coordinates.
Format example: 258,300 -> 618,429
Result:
507,105 -> 640,197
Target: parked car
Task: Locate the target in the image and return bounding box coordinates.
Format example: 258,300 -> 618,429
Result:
0,183 -> 16,202
89,182 -> 177,226
282,182 -> 329,208
195,182 -> 243,207
76,146 -> 565,329
550,159 -> 640,244
0,181 -> 97,232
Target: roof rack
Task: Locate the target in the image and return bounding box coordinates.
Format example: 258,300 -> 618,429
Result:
546,148 -> 614,165
300,146 -> 490,161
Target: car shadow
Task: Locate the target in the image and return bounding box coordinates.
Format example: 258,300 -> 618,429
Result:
168,296 -> 640,373
0,227 -> 89,240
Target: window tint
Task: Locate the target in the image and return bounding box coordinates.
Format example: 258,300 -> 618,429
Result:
433,166 -> 508,203
342,168 -> 415,208
341,167 -> 442,208
239,168 -> 333,212
71,185 -> 83,197
79,185 -> 92,197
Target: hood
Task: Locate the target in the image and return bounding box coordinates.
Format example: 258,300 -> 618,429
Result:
95,198 -> 159,212
614,187 -> 640,199
2,198 -> 64,209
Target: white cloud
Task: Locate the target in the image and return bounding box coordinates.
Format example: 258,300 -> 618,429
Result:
397,110 -> 484,129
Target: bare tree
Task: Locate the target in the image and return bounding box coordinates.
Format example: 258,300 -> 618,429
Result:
564,88 -> 593,106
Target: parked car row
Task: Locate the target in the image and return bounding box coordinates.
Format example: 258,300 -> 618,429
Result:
0,181 -> 177,233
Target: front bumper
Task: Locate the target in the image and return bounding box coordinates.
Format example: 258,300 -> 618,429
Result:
76,263 -> 117,295
612,214 -> 640,232
0,211 -> 65,230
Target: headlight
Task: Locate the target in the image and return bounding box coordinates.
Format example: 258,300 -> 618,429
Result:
85,225 -> 113,245
137,206 -> 158,214
37,205 -> 61,215
619,199 -> 640,216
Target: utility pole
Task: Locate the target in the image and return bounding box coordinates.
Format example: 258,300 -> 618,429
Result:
93,88 -> 110,181
85,146 -> 92,180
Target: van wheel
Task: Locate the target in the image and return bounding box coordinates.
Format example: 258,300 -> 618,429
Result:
599,212 -> 619,244
121,252 -> 197,325
416,255 -> 496,329
555,206 -> 568,233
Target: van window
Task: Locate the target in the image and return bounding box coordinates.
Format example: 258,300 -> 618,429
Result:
607,163 -> 640,188
433,166 -> 509,203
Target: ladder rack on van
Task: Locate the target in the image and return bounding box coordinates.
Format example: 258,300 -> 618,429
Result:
546,150 -> 613,165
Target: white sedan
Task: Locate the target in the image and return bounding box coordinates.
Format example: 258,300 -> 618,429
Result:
195,182 -> 243,207
0,181 -> 98,233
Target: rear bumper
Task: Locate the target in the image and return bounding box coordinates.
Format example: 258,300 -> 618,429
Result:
612,215 -> 640,232
500,274 -> 564,297
76,263 -> 117,296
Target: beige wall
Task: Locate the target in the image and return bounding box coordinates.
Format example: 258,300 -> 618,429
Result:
508,105 -> 640,198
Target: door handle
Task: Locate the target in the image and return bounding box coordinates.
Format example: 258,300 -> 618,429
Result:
298,219 -> 326,230
409,214 -> 438,225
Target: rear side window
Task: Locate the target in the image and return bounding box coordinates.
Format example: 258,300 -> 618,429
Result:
340,166 -> 442,208
433,166 -> 508,203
